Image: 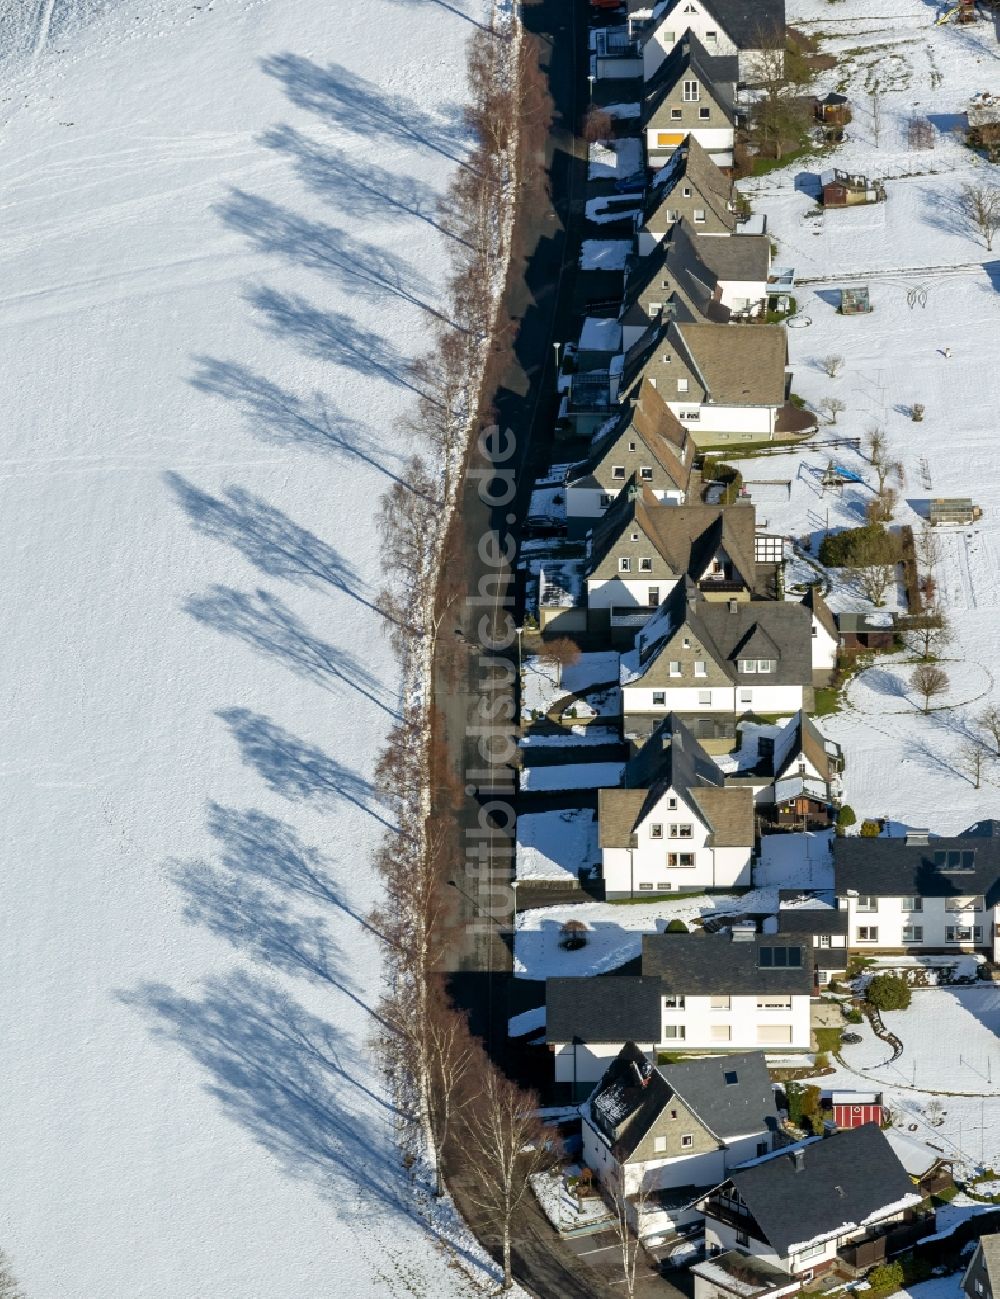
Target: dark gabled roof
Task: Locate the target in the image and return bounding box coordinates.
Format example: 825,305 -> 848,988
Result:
662,1051 -> 779,1141
961,820 -> 1000,839
568,378 -> 692,492
629,583 -> 813,689
644,136 -> 736,231
546,976 -> 663,1044
588,1041 -> 675,1157
697,0 -> 785,48
687,225 -> 770,284
833,836 -> 1000,906
622,225 -> 729,325
724,1125 -> 918,1256
645,33 -> 738,124
777,907 -> 848,937
641,933 -> 814,993
772,710 -> 838,784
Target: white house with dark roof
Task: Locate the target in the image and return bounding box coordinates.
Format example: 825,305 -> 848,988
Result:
641,0 -> 787,83
694,1125 -> 927,1296
833,827 -> 1000,960
582,1042 -> 779,1237
599,714 -> 754,896
546,933 -> 813,1090
643,35 -> 738,170
801,587 -> 839,683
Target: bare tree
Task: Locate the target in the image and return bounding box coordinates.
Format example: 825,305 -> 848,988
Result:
426,998 -> 477,1196
977,704 -> 1000,757
857,561 -> 895,606
959,182 -> 1000,252
870,83 -> 882,148
583,106 -> 614,143
911,662 -> 950,713
540,635 -> 581,688
461,1066 -> 560,1290
959,736 -> 987,789
904,608 -> 952,660
821,353 -> 846,379
865,422 -> 886,467
853,529 -> 896,606
915,525 -> 940,579
609,1171 -> 650,1299
866,487 -> 898,525
819,396 -> 847,425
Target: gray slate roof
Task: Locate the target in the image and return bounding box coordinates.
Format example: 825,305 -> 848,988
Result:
691,0 -> 786,48
662,1051 -> 779,1141
777,908 -> 848,937
641,933 -> 814,993
588,1041 -> 674,1157
645,34 -> 738,122
724,1124 -> 918,1255
546,977 -> 663,1044
833,835 -> 1000,906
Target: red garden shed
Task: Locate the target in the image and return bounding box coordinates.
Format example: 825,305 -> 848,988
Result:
825,1091 -> 884,1129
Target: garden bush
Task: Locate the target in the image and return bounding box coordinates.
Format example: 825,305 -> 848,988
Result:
818,524 -> 899,569
868,1260 -> 904,1294
666,918 -> 688,933
866,974 -> 912,1012
860,819 -> 881,837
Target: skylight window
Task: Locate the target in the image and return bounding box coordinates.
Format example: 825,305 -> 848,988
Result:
724,1070 -> 738,1086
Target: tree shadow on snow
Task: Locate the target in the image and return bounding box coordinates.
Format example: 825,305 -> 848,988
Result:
216,707 -> 395,829
261,124 -> 472,249
217,189 -> 454,326
183,584 -> 398,719
260,53 -> 469,165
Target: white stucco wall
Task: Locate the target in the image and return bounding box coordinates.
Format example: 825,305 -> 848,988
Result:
566,483 -> 687,527
622,683 -> 806,719
553,1041 -> 656,1086
841,894 -> 994,950
588,575 -> 680,610
660,993 -> 812,1051
811,619 -> 838,670
665,403 -> 777,436
642,2 -> 739,79
647,127 -> 734,168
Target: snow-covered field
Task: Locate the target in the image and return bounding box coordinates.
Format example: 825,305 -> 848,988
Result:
0,0 -> 505,1295
740,0 -> 1000,833
516,808 -> 599,883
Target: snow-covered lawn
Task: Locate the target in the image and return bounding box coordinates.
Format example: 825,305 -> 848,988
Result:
516,808 -> 600,883
520,761 -> 625,792
738,0 -> 1000,833
826,987 -> 1000,1177
580,239 -> 632,271
514,892 -> 780,980
520,727 -> 621,748
521,650 -> 620,718
0,0 -> 506,1296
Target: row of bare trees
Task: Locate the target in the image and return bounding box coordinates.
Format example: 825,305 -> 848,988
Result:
365,18 -> 558,1293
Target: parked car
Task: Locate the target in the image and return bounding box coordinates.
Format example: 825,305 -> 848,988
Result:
613,170 -> 646,193
590,0 -> 625,9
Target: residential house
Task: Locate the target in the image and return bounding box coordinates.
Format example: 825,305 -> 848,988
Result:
775,897 -> 848,987
640,136 -> 741,248
619,579 -> 814,742
582,1043 -> 779,1237
756,710 -> 842,826
625,221 -> 773,337
833,827 -> 1000,960
801,586 -> 838,684
584,483 -> 762,634
623,319 -> 812,447
598,713 -> 755,896
643,35 -> 738,171
836,610 -> 897,655
641,0 -> 786,84
564,378 -> 694,537
963,1234 -> 1000,1299
693,1125 -> 927,1298
546,931 -> 814,1089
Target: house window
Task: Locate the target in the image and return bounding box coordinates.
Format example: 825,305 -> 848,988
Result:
758,946 -> 802,968
670,108 -> 683,120
651,824 -> 663,839
677,378 -> 689,393
680,410 -> 700,421
670,823 -> 693,838
640,466 -> 654,481
699,690 -> 712,705
612,465 -> 625,479
818,935 -> 832,948
757,1025 -> 793,1045
681,1134 -> 694,1148
683,80 -> 700,101
630,531 -> 640,543
757,995 -> 792,1010
902,897 -> 923,912
628,441 -> 637,452
740,688 -> 752,704
653,691 -> 666,706
945,896 -> 984,911
694,206 -> 707,221
663,1026 -> 687,1040
639,558 -> 653,572
856,895 -> 877,912
600,494 -> 612,507
902,926 -> 924,944
668,852 -> 695,867
648,587 -> 660,607
740,659 -> 757,674
857,926 -> 879,942
664,995 -> 685,1009
639,882 -> 654,891
657,881 -> 672,890
946,926 -> 981,943
667,796 -> 678,810
619,557 -> 631,573
798,1243 -> 827,1263
669,661 -> 682,677
705,29 -> 718,42
694,661 -> 706,677
711,1025 -> 732,1042
756,1142 -> 768,1157
698,108 -> 710,120
736,1229 -> 749,1247
710,995 -> 731,1010
654,1135 -> 668,1153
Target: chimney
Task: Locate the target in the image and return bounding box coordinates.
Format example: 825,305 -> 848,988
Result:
792,1148 -> 805,1172
905,829 -> 929,846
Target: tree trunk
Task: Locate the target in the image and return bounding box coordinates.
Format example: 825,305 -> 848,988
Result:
502,1224 -> 513,1290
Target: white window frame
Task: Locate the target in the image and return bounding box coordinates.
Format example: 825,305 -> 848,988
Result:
857,926 -> 879,942
650,823 -> 663,839
669,660 -> 682,677
619,557 -> 631,573
683,80 -> 699,102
